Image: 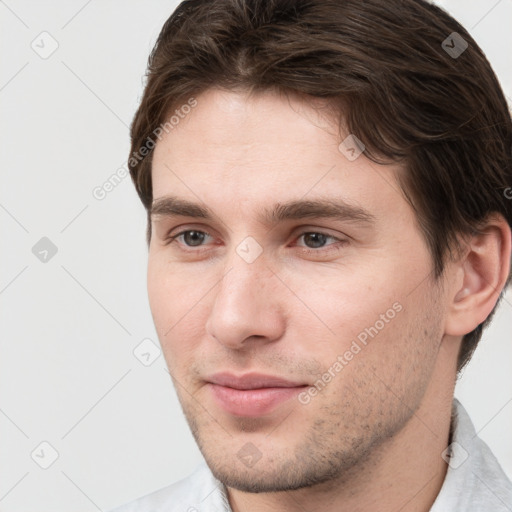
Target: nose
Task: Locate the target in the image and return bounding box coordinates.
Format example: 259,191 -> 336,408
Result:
205,245 -> 286,350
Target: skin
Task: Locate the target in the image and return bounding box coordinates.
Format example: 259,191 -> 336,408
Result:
147,87 -> 511,512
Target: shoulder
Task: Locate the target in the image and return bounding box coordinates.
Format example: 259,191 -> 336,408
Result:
109,460 -> 231,512
431,399 -> 512,511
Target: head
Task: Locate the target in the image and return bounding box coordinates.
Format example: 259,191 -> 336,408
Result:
128,0 -> 511,494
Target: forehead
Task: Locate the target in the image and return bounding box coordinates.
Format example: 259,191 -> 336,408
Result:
151,88 -> 407,221
155,88 -> 339,163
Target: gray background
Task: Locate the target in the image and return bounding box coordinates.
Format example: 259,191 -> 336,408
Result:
0,1 -> 511,510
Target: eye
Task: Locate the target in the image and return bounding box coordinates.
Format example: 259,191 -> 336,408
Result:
296,232 -> 338,249
165,229 -> 347,256
166,229 -> 213,248
293,231 -> 347,255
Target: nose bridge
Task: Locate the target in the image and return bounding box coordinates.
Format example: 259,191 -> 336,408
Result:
216,239 -> 274,317
227,248 -> 269,302
205,238 -> 285,348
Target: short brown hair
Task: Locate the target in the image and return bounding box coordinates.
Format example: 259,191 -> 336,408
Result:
128,0 -> 512,371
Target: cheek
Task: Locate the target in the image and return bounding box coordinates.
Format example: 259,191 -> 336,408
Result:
313,294 -> 442,424
147,262 -> 168,332
281,264 -> 408,345
147,257 -> 198,326
287,264 -> 437,386
147,260 -> 209,363
147,261 -> 181,354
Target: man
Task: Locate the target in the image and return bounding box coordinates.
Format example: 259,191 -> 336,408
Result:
112,0 -> 512,510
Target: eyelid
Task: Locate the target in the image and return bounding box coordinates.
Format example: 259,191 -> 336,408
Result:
165,226 -> 346,253
165,222 -> 346,239
293,231 -> 342,245
164,227 -> 214,247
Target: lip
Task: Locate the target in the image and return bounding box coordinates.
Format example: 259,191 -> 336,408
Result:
207,372 -> 307,390
206,372 -> 308,417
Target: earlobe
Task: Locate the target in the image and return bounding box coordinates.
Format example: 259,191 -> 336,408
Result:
445,215 -> 511,337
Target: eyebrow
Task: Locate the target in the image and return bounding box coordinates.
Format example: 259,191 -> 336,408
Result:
150,195 -> 376,227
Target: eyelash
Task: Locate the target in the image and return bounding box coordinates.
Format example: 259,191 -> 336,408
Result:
164,229 -> 347,256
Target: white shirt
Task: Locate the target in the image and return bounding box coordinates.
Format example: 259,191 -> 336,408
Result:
111,399 -> 512,511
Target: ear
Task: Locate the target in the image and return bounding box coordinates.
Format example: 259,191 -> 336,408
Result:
445,214 -> 511,337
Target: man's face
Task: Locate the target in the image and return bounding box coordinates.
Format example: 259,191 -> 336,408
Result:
148,88 -> 450,492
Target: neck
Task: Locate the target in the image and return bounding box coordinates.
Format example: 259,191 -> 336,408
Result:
227,341 -> 458,512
